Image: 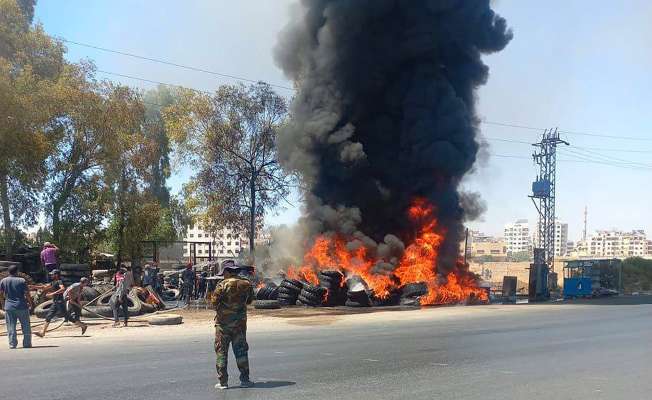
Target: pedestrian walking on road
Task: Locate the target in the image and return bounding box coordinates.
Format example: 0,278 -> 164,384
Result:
63,278 -> 89,335
0,265 -> 34,349
110,267 -> 131,327
34,269 -> 68,338
211,262 -> 254,390
40,242 -> 59,282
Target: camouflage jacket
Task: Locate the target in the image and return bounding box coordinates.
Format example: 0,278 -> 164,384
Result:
211,277 -> 254,327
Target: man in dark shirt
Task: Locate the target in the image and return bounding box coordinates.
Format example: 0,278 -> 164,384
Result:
0,265 -> 34,349
181,264 -> 195,301
34,269 -> 67,338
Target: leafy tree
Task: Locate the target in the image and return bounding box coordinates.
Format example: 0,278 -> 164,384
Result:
507,251 -> 531,262
165,83 -> 292,256
143,85 -> 175,206
0,0 -> 64,255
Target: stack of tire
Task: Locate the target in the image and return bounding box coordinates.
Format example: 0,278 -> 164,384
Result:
297,283 -> 327,307
399,282 -> 428,306
253,282 -> 280,309
255,283 -> 278,301
0,261 -> 22,273
318,270 -> 345,306
59,264 -> 91,286
345,276 -> 371,307
277,279 -> 303,306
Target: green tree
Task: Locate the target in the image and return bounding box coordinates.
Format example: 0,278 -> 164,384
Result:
164,83 -> 292,256
143,85 -> 175,206
0,0 -> 64,255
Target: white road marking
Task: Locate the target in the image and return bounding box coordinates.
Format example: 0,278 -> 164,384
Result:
363,358 -> 380,362
431,363 -> 449,367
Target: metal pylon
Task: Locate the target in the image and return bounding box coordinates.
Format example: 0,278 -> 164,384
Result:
529,128 -> 569,271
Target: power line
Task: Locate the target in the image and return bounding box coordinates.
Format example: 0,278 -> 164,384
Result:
482,119 -> 652,142
97,69 -> 213,95
59,37 -> 295,92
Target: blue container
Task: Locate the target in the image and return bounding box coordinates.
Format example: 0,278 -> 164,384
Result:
564,277 -> 592,297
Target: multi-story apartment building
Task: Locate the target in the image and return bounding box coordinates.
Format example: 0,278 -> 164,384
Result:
587,230 -> 647,258
504,219 -> 532,255
533,220 -> 569,257
182,225 -> 247,262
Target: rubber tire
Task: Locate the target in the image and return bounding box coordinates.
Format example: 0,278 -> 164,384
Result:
81,286 -> 101,301
147,314 -> 183,325
299,289 -> 323,304
319,270 -> 344,278
277,286 -> 299,296
280,279 -> 303,292
254,300 -> 281,309
302,284 -> 326,296
140,302 -> 156,313
401,282 -> 428,298
99,291 -> 142,316
298,293 -> 321,307
34,300 -> 54,319
59,264 -> 90,272
161,289 -> 180,301
82,305 -> 113,318
345,300 -> 370,307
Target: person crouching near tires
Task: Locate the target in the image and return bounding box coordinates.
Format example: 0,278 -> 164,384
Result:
62,278 -> 89,335
110,267 -> 130,327
34,269 -> 68,338
211,262 -> 254,390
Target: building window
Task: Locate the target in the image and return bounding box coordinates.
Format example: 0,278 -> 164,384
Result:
189,234 -> 194,238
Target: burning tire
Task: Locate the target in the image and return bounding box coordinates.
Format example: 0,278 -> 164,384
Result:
253,300 -> 281,309
347,289 -> 371,306
277,279 -> 303,305
401,282 -> 428,298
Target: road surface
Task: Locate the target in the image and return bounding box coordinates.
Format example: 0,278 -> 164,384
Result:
2,299 -> 652,400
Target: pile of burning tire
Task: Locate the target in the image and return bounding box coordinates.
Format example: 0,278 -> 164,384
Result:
253,270 -> 427,309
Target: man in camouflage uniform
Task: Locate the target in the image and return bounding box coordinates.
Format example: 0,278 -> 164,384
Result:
211,261 -> 254,390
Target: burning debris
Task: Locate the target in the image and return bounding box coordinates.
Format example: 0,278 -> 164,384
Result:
267,0 -> 512,307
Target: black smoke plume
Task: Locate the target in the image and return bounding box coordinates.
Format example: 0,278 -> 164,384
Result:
274,0 -> 512,272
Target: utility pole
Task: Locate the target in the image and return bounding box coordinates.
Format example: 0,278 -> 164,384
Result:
528,128 -> 569,301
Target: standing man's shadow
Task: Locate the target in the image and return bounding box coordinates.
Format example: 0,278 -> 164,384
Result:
231,380 -> 296,389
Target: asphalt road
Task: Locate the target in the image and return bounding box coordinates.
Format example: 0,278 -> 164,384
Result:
2,299 -> 652,400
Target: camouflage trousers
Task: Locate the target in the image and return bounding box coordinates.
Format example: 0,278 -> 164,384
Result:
214,323 -> 250,384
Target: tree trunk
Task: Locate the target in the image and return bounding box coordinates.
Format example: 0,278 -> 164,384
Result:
249,177 -> 256,257
116,168 -> 128,265
0,171 -> 13,257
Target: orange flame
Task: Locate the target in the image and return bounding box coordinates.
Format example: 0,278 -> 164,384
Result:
288,198 -> 487,305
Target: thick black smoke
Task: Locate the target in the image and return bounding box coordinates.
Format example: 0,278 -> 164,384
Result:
275,0 -> 512,272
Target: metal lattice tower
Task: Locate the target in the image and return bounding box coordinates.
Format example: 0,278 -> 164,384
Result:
529,128 -> 569,270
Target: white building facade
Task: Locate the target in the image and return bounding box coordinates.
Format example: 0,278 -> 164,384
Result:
533,220 -> 569,257
182,225 -> 247,261
504,219 -> 532,254
587,230 -> 647,258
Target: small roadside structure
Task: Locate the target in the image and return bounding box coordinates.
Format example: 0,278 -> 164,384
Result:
563,259 -> 622,298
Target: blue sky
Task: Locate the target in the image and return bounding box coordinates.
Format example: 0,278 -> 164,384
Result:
35,1 -> 652,240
